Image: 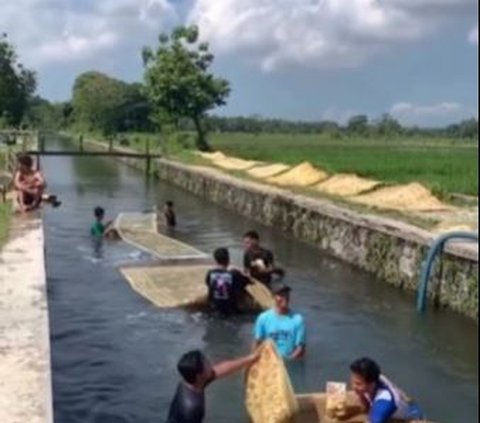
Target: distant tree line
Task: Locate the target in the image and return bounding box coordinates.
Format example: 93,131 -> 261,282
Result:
201,113 -> 478,140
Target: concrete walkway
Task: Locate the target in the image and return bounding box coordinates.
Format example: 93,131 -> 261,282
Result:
0,216 -> 53,423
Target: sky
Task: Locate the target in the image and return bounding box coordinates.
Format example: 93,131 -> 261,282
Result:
0,0 -> 478,126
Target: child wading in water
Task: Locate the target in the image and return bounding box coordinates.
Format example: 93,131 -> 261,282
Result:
13,154 -> 60,213
163,201 -> 176,227
91,206 -> 118,239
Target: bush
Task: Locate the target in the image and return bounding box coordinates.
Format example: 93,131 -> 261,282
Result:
119,136 -> 130,146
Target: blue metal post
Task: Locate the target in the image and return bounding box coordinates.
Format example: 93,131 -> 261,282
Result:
417,231 -> 478,313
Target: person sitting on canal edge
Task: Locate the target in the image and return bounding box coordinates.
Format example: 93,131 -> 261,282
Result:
163,200 -> 177,227
90,206 -> 118,239
242,230 -> 278,287
205,247 -> 251,316
165,349 -> 258,423
253,283 -> 306,361
349,357 -> 424,423
13,153 -> 60,213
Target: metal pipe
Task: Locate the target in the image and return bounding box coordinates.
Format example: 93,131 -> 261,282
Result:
417,231 -> 478,313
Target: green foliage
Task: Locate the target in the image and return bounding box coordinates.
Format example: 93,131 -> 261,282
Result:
71,71 -> 151,136
23,96 -> 66,129
347,115 -> 369,136
0,34 -> 36,126
142,25 -> 230,151
202,114 -> 477,140
0,201 -> 10,245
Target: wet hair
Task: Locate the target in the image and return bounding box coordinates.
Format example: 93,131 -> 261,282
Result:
177,350 -> 206,384
213,247 -> 230,266
350,357 -> 381,384
94,206 -> 105,219
166,201 -> 174,207
243,230 -> 259,241
17,154 -> 33,168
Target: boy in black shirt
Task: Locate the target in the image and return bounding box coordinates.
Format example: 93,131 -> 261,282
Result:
164,201 -> 176,227
242,230 -> 276,287
166,350 -> 258,423
205,248 -> 250,315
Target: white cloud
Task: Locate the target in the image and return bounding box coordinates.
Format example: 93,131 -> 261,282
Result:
0,0 -> 177,66
390,101 -> 472,126
468,26 -> 478,45
189,0 -> 477,71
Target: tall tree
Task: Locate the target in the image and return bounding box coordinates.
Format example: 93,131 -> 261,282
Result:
142,25 -> 230,151
0,34 -> 36,126
347,115 -> 369,136
71,71 -> 150,135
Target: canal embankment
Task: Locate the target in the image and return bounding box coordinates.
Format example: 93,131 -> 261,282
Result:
84,138 -> 478,319
0,215 -> 53,423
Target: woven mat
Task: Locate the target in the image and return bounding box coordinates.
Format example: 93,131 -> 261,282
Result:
245,340 -> 298,423
120,264 -> 211,308
114,212 -> 206,259
120,263 -> 274,311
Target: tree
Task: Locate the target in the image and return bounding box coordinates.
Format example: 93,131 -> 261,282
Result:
71,71 -> 150,135
142,25 -> 230,151
0,34 -> 36,126
375,113 -> 403,137
347,115 -> 369,136
24,96 -> 62,129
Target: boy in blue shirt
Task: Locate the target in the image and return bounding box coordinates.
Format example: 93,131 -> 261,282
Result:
350,357 -> 424,423
253,283 -> 306,361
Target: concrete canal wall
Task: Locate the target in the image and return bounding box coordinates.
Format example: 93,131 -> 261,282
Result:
0,216 -> 53,423
85,139 -> 479,319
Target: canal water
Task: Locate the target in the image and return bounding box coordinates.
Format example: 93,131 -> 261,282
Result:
43,140 -> 478,423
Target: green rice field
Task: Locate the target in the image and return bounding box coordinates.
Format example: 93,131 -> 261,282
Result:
209,133 -> 478,196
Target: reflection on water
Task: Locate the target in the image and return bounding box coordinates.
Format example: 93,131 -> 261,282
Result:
44,138 -> 478,423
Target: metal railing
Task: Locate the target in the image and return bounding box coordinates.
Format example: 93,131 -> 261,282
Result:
416,231 -> 478,313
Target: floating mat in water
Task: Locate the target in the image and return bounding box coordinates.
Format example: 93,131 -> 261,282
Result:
120,263 -> 274,310
114,212 -> 207,260
114,212 -> 157,232
245,340 -> 298,423
120,264 -> 211,308
245,280 -> 275,310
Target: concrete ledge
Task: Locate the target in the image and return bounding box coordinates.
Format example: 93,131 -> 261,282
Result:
0,216 -> 53,423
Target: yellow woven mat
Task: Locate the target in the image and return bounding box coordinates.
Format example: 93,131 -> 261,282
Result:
120,264 -> 211,308
245,280 -> 275,310
120,264 -> 274,310
245,340 -> 298,423
114,212 -> 206,259
114,212 -> 157,232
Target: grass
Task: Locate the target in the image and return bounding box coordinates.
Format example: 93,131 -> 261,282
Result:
209,133 -> 478,196
0,201 -> 10,245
